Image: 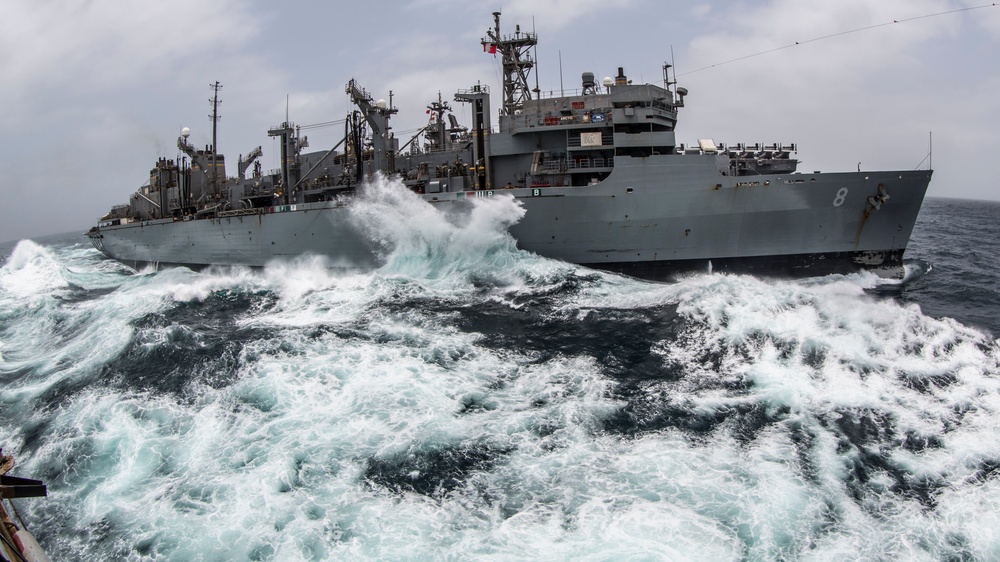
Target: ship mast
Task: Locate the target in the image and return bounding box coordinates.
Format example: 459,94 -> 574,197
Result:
209,81 -> 222,195
483,11 -> 537,116
346,78 -> 398,177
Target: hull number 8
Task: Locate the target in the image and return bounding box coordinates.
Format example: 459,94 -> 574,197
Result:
833,188 -> 849,207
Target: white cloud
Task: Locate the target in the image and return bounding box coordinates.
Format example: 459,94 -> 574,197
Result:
1,0 -> 998,243
0,0 -> 261,120
684,1 -> 996,204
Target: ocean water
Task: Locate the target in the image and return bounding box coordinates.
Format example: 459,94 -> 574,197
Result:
1,184 -> 999,561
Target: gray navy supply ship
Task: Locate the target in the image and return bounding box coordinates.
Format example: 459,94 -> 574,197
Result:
87,12 -> 931,280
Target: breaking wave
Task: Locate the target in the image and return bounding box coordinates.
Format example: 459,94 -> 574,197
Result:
1,189 -> 999,560
347,174 -> 530,284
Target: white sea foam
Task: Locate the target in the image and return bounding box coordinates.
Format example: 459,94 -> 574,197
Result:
0,239 -> 70,300
3,209 -> 1000,560
348,174 -> 528,284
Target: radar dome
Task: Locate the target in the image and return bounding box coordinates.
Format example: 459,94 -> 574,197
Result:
376,99 -> 387,109
602,77 -> 613,87
181,127 -> 191,138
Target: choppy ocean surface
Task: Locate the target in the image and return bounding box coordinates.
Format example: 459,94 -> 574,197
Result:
1,190 -> 999,561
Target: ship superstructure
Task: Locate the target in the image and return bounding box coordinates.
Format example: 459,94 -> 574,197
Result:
87,11 -> 930,280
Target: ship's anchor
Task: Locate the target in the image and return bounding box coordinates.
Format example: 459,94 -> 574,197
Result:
867,183 -> 890,211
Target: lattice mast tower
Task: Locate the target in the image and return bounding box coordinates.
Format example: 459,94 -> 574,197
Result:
209,81 -> 222,194
483,11 -> 537,116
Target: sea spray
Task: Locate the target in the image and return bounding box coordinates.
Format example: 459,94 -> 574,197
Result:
1,201 -> 1000,560
349,174 -> 527,282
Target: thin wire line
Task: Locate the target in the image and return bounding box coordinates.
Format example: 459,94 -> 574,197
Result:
678,3 -> 998,77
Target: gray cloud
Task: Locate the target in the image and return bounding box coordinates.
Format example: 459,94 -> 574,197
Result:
1,0 -> 996,244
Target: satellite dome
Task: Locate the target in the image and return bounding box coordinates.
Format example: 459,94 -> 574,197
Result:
181,127 -> 191,138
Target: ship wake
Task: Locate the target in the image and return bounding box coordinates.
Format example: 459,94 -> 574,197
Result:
1,233 -> 999,560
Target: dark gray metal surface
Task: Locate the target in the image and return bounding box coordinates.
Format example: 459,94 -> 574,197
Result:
88,12 -> 931,280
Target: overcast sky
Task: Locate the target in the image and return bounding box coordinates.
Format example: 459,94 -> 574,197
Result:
2,0 -> 998,244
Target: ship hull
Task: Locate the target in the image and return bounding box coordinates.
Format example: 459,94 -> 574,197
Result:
89,156 -> 931,280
